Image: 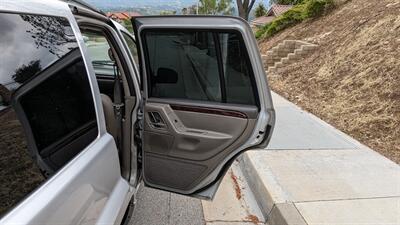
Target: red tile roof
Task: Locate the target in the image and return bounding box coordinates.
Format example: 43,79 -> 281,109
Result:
251,16 -> 275,27
251,4 -> 292,27
267,4 -> 293,17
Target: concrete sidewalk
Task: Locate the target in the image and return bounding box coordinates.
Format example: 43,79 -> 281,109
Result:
130,161 -> 266,225
240,92 -> 400,225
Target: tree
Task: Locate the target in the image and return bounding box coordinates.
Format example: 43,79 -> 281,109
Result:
181,4 -> 199,15
20,15 -> 77,58
12,60 -> 42,84
254,3 -> 267,17
188,4 -> 199,14
198,0 -> 234,15
236,0 -> 257,21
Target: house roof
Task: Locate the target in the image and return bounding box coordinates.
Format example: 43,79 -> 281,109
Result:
267,4 -> 293,17
251,4 -> 292,27
251,16 -> 275,27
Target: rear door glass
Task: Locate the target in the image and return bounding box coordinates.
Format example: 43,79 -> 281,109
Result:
121,32 -> 139,65
142,30 -> 257,106
144,31 -> 222,102
219,32 -> 256,105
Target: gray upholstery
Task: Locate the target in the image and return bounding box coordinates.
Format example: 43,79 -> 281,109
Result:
142,102 -> 256,192
101,94 -> 117,141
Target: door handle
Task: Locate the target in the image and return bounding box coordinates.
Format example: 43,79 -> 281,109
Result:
148,111 -> 166,129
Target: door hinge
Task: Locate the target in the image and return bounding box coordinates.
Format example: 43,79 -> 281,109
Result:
134,100 -> 144,164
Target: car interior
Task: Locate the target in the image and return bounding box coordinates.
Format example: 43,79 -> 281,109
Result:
80,25 -> 137,181
80,29 -> 121,138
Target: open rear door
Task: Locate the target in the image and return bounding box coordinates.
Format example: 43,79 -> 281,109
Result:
132,16 -> 275,199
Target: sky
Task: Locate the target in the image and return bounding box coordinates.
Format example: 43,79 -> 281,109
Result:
86,0 -> 271,10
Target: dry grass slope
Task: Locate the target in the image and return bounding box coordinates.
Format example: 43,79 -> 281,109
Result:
259,0 -> 400,163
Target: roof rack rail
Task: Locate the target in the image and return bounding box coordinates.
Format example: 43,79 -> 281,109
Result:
63,0 -> 106,16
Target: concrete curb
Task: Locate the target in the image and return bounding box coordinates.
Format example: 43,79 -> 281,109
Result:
239,154 -> 307,225
239,154 -> 275,218
239,92 -> 400,225
269,203 -> 307,225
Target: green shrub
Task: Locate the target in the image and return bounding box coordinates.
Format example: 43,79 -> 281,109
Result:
255,0 -> 335,39
303,0 -> 334,18
259,3 -> 306,38
255,23 -> 270,39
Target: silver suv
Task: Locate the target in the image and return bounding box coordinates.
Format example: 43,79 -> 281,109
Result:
0,0 -> 275,224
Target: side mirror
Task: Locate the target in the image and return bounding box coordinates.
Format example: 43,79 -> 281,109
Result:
156,68 -> 178,84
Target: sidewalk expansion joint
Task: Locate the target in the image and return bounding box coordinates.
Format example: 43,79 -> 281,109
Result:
294,195 -> 400,203
265,148 -> 361,151
293,204 -> 309,225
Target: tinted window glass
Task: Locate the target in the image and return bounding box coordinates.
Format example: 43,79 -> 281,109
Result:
121,32 -> 139,65
82,30 -> 115,76
0,13 -> 97,217
143,30 -> 257,106
144,31 -> 221,102
219,32 -> 256,105
20,56 -> 97,151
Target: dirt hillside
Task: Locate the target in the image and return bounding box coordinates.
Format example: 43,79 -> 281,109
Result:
259,0 -> 400,163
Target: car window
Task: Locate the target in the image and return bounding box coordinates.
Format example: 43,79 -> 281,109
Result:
142,30 -> 257,106
121,32 -> 139,65
0,13 -> 97,217
82,30 -> 115,76
219,32 -> 256,105
144,30 -> 222,102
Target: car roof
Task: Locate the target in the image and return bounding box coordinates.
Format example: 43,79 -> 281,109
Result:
0,0 -> 72,18
62,0 -> 106,17
0,0 -> 107,22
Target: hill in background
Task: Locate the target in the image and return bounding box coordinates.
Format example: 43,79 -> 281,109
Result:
260,0 -> 400,163
85,0 -> 267,17
85,0 -> 197,14
86,0 -> 196,9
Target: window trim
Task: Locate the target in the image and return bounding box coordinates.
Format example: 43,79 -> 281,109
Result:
140,28 -> 260,108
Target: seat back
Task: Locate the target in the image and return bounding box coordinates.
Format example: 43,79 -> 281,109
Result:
101,94 -> 117,140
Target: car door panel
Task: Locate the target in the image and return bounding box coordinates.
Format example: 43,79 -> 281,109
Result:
133,16 -> 275,198
0,2 -> 130,224
144,102 -> 254,161
143,102 -> 257,192
1,134 -> 127,225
